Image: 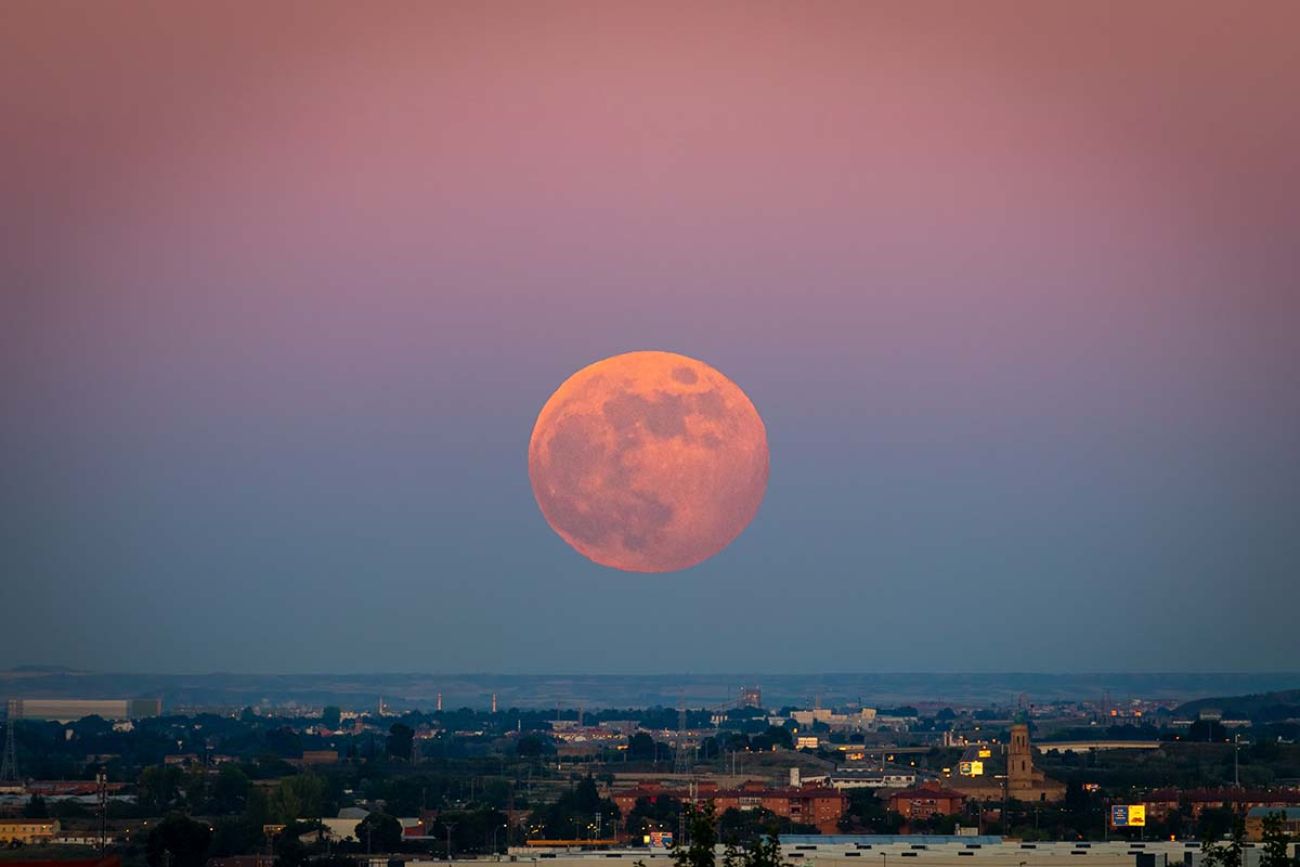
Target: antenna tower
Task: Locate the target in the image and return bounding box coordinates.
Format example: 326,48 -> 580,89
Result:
97,768 -> 108,852
1,707 -> 18,783
672,702 -> 692,776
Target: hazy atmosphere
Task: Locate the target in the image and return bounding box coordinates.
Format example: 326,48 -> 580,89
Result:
3,1 -> 1298,674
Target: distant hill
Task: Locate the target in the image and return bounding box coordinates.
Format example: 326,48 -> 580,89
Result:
4,670 -> 1300,714
1175,688 -> 1300,722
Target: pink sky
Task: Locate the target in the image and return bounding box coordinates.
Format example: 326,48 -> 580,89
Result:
2,1 -> 1298,673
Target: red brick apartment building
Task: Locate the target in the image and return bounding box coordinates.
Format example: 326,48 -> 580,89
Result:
886,782 -> 968,819
1143,788 -> 1300,820
612,781 -> 847,835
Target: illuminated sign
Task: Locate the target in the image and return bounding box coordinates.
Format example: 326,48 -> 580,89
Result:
958,761 -> 985,776
1111,805 -> 1146,827
978,749 -> 991,758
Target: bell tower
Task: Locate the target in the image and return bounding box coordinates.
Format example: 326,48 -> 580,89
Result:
1007,721 -> 1033,790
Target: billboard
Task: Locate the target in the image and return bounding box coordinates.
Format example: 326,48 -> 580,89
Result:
958,761 -> 985,776
1111,805 -> 1146,827
978,749 -> 992,758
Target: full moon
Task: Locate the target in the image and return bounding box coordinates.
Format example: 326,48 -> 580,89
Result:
528,351 -> 769,573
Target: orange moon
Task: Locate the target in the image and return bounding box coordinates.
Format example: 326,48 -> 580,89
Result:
528,351 -> 769,573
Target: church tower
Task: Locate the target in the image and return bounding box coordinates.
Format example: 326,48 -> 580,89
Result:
1007,722 -> 1034,790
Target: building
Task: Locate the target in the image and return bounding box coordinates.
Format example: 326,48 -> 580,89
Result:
0,818 -> 61,844
886,782 -> 968,820
310,814 -> 432,845
950,721 -> 1065,803
804,769 -> 919,790
1145,789 -> 1300,821
27,780 -> 128,797
610,781 -> 846,835
1006,722 -> 1065,800
6,699 -> 162,723
732,786 -> 845,834
789,708 -> 877,733
740,687 -> 762,709
1245,807 -> 1300,842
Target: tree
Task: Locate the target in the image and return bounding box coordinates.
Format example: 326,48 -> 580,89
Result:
210,764 -> 252,814
1203,814 -> 1247,867
433,807 -> 510,855
269,773 -> 328,823
912,813 -> 959,835
139,765 -> 186,814
674,803 -> 718,867
530,775 -> 620,839
628,733 -> 658,761
839,789 -> 903,835
23,795 -> 49,818
1260,812 -> 1295,867
386,724 -> 414,762
1225,815 -> 1247,867
273,823 -> 311,867
355,813 -> 402,853
1200,807 -> 1239,842
719,808 -> 789,846
208,817 -> 265,859
756,726 -> 792,751
147,814 -> 214,867
266,727 -> 304,758
628,795 -> 683,840
740,830 -> 788,867
320,707 -> 342,729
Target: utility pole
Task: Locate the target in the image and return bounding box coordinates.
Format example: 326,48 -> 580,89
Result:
445,822 -> 456,861
673,703 -> 691,776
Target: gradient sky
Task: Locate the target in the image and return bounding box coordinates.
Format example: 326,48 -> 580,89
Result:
3,1 -> 1298,675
